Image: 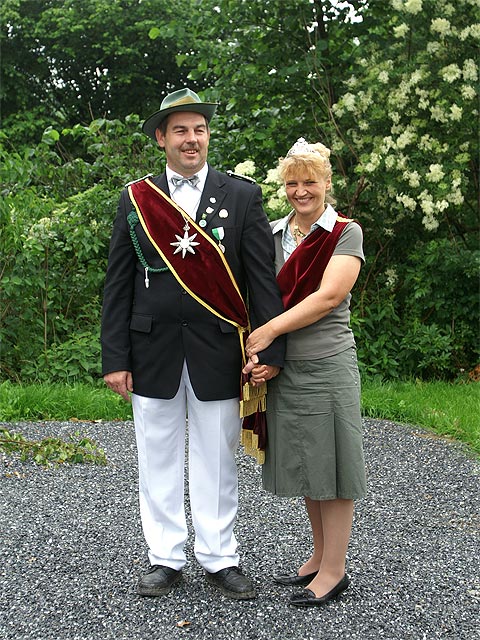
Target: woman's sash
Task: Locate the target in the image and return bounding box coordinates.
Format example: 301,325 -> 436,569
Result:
277,214 -> 353,310
128,178 -> 267,463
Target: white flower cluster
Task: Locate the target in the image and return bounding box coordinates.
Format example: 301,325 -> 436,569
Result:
26,217 -> 56,244
267,193 -> 287,212
426,164 -> 445,183
462,58 -> 478,82
403,170 -> 421,188
262,168 -> 279,186
440,63 -> 462,83
364,152 -> 382,174
391,0 -> 423,13
430,18 -> 451,36
394,24 -> 410,38
234,160 -> 256,177
384,268 -> 399,288
395,127 -> 417,150
396,193 -> 417,211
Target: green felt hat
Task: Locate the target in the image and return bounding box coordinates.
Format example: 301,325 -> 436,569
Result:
142,88 -> 218,140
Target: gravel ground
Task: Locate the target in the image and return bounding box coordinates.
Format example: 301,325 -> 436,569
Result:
1,418 -> 479,640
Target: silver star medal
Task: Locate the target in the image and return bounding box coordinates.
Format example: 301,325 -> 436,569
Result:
171,221 -> 200,258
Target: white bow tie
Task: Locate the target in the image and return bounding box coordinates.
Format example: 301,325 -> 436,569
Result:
171,174 -> 200,188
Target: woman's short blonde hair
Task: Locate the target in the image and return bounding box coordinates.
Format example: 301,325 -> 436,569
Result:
278,140 -> 336,206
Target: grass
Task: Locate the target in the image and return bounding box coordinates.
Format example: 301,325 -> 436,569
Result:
0,379 -> 478,455
0,380 -> 133,423
361,379 -> 479,455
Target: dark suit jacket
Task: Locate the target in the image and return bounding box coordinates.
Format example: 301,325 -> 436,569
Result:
101,166 -> 285,400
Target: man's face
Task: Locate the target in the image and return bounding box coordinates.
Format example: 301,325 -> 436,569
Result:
155,111 -> 210,177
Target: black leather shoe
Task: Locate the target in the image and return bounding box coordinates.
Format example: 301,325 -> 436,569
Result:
273,571 -> 318,587
289,574 -> 350,607
137,565 -> 182,596
205,566 -> 257,600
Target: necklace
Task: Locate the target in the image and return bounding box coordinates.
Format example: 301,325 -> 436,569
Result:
292,215 -> 307,244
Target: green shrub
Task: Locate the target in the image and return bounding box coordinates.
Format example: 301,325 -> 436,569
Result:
1,182 -> 114,381
398,239 -> 479,377
20,330 -> 102,384
351,298 -> 402,380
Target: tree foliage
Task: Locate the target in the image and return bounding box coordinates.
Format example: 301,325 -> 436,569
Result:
171,0 -> 370,169
0,0 -> 196,142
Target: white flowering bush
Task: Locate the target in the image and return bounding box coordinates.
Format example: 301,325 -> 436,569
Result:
330,0 -> 477,237
323,0 -> 479,377
234,161 -> 290,220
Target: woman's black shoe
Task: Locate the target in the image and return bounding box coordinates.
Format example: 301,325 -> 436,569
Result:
289,574 -> 350,607
273,571 -> 318,586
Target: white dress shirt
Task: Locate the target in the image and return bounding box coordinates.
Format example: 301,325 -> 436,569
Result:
166,164 -> 208,219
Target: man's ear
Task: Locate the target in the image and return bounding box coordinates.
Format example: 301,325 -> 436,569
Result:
155,128 -> 165,148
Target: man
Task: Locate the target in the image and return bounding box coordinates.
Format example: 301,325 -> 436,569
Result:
101,88 -> 284,600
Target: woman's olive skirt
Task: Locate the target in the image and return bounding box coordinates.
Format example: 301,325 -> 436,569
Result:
262,347 -> 367,500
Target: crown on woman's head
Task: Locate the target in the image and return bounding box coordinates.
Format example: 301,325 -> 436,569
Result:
286,137 -> 316,157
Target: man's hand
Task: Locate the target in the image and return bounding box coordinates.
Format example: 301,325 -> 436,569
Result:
242,354 -> 259,375
103,370 -> 133,402
242,358 -> 280,386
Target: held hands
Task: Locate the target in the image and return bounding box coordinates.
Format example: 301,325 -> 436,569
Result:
243,323 -> 279,386
242,355 -> 280,386
103,370 -> 133,402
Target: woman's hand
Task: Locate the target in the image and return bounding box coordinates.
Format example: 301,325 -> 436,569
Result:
245,324 -> 276,359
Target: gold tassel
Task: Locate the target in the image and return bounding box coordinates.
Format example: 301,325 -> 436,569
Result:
239,395 -> 266,418
242,380 -> 267,402
239,381 -> 267,418
239,380 -> 267,464
240,429 -> 265,464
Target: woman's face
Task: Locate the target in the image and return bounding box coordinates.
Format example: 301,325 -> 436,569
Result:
284,172 -> 332,219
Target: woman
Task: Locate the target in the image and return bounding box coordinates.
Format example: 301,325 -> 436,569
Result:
244,138 -> 366,607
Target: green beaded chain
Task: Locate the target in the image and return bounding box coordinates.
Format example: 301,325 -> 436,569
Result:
127,210 -> 169,287
127,210 -> 169,274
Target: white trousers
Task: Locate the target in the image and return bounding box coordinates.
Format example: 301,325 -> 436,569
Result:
132,361 -> 242,572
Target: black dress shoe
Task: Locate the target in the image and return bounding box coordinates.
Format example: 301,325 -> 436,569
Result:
205,566 -> 257,600
137,565 -> 182,596
289,574 -> 350,607
273,571 -> 318,586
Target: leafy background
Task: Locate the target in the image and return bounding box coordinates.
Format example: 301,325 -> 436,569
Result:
1,0 -> 478,384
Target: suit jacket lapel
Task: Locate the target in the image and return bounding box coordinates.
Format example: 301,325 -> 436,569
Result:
154,173 -> 169,196
197,168 -> 228,230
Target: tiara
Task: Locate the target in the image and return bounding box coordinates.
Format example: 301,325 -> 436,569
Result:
286,137 -> 316,157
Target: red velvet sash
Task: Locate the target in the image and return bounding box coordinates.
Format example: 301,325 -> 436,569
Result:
129,178 -> 249,330
277,214 -> 353,310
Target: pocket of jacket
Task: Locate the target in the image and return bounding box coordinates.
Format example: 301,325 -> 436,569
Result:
130,314 -> 153,333
217,318 -> 237,334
